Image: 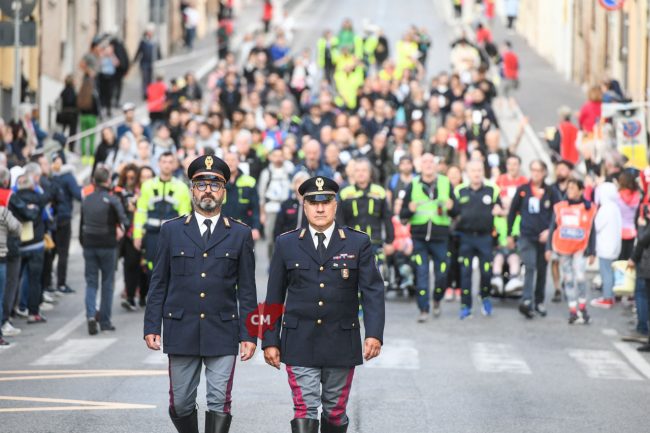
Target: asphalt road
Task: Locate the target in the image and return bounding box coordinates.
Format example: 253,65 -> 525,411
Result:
1,1 -> 649,432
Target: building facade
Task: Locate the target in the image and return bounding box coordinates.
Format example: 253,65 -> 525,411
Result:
515,0 -> 650,103
0,0 -> 218,124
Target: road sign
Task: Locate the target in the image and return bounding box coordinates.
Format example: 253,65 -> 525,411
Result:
0,0 -> 37,19
0,20 -> 36,46
598,0 -> 625,11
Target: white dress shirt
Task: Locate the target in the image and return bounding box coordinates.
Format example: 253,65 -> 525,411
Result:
195,212 -> 221,236
309,223 -> 336,249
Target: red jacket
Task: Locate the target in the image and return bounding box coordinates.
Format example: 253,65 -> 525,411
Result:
578,100 -> 601,133
262,2 -> 273,21
558,120 -> 579,164
502,51 -> 519,80
147,81 -> 168,114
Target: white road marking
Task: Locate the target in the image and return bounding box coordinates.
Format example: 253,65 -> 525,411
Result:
0,395 -> 155,413
568,349 -> 642,381
613,342 -> 650,380
471,343 -> 532,374
602,328 -> 619,337
32,339 -> 117,366
45,310 -> 86,342
364,339 -> 419,370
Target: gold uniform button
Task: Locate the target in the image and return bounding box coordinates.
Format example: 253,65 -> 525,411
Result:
168,313 -> 172,317
318,301 -> 324,306
295,263 -> 299,267
200,313 -> 205,319
319,266 -> 324,272
225,253 -> 229,257
232,314 -> 236,318
200,292 -> 205,298
319,283 -> 325,288
203,253 -> 208,258
181,251 -> 185,255
201,273 -> 206,278
316,319 -> 322,325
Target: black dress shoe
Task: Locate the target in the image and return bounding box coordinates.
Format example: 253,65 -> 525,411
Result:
291,418 -> 319,433
205,410 -> 232,433
100,323 -> 116,331
169,408 -> 199,433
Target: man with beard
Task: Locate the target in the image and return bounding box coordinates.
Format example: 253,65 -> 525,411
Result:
144,155 -> 257,433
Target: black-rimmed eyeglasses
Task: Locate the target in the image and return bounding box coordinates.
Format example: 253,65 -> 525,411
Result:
193,181 -> 224,192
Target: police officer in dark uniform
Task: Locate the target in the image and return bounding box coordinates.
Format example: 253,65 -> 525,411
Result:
144,155 -> 258,433
222,152 -> 262,241
262,176 -> 385,433
454,159 -> 503,319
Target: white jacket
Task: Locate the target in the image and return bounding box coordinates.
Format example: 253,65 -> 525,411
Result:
595,182 -> 623,259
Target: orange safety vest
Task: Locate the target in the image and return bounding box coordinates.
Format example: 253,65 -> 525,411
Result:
551,201 -> 596,255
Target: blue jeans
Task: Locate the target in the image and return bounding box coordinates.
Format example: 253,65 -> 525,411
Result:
636,277 -> 648,335
598,257 -> 615,300
413,238 -> 449,312
20,248 -> 44,315
458,233 -> 493,309
83,247 -> 116,327
517,237 -> 548,304
0,262 -> 7,329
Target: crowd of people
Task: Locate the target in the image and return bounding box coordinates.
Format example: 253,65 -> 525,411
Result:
0,2 -> 649,353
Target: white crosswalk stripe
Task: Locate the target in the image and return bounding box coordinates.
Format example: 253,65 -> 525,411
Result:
471,342 -> 532,374
568,349 -> 643,381
32,338 -> 117,366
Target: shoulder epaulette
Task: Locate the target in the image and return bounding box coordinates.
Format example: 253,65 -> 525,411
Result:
345,226 -> 366,235
279,228 -> 300,237
231,218 -> 250,228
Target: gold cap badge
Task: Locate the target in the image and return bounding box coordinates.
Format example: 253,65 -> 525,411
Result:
316,177 -> 324,191
205,156 -> 213,170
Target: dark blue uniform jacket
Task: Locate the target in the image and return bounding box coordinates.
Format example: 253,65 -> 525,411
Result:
144,213 -> 258,356
262,225 -> 385,367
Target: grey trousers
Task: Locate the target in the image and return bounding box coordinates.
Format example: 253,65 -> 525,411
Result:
168,354 -> 237,417
286,365 -> 355,426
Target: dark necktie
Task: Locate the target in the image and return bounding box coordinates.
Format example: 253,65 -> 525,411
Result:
203,219 -> 212,247
316,232 -> 326,261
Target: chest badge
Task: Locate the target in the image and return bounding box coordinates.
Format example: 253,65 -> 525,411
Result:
341,268 -> 350,279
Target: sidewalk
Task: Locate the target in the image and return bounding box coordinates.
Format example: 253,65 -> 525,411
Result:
490,16 -> 585,136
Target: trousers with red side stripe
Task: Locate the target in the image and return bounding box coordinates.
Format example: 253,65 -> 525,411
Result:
286,365 -> 355,426
168,355 -> 237,417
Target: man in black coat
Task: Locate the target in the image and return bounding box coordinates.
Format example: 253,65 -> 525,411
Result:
144,155 -> 257,433
263,176 -> 385,433
80,166 -> 129,333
